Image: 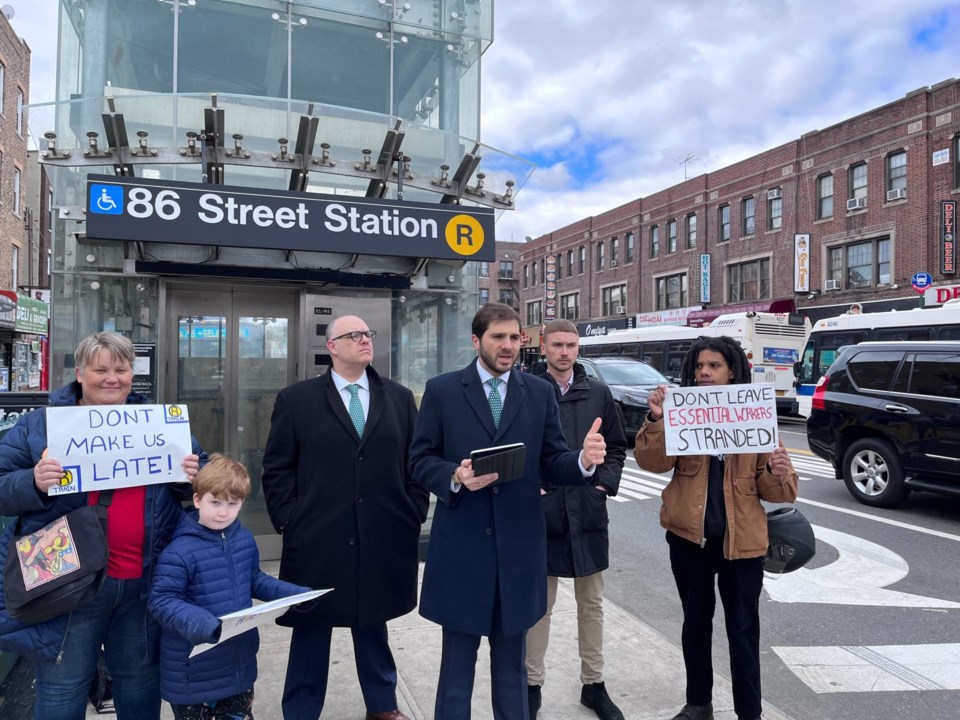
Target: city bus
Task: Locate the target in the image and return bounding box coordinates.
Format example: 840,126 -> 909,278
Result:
579,311 -> 811,414
795,300 -> 960,416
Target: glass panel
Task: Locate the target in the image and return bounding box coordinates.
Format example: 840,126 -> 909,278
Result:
178,314 -> 227,465
848,351 -> 903,391
905,353 -> 960,397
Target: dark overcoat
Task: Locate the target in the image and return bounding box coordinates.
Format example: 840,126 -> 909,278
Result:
532,362 -> 627,578
261,365 -> 428,627
409,362 -> 587,639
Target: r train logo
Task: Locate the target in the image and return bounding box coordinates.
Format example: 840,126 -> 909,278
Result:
444,214 -> 485,257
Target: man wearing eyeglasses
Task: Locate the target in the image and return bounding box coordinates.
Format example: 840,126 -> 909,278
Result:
262,314 -> 429,720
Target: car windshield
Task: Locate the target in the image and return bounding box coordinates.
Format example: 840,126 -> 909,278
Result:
595,362 -> 668,386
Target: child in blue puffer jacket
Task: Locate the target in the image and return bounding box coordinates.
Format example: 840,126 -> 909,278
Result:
148,454 -> 311,719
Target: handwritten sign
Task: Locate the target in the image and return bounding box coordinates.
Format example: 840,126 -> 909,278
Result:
46,404 -> 193,495
189,589 -> 331,658
663,383 -> 777,456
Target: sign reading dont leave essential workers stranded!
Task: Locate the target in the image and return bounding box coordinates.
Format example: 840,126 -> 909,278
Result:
84,175 -> 496,263
662,383 -> 778,456
45,404 -> 194,495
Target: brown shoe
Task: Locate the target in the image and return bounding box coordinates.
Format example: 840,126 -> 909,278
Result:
366,712 -> 411,720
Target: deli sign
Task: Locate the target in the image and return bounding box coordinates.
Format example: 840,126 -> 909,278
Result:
924,282 -> 960,306
942,200 -> 957,275
85,175 -> 496,262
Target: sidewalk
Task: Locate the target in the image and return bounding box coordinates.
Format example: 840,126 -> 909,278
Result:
98,561 -> 794,720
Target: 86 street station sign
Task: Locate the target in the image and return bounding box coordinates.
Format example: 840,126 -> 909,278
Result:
85,175 -> 496,262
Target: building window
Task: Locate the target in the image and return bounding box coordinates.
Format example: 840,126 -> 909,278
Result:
526,300 -> 542,326
540,258 -> 545,284
596,241 -> 605,270
479,262 -> 489,277
667,220 -> 677,253
13,168 -> 21,216
741,197 -> 755,236
578,246 -> 586,273
479,288 -> 490,304
829,238 -> 891,289
499,289 -> 514,306
650,226 -> 660,258
567,250 -> 574,277
0,64 -> 5,115
849,162 -> 867,200
718,205 -> 730,242
954,136 -> 960,189
817,174 -> 833,219
500,260 -> 513,279
532,262 -> 538,286
601,284 -> 627,316
886,151 -> 906,194
728,258 -> 771,302
686,214 -> 697,249
656,274 -> 687,311
560,292 -> 579,320
625,232 -> 635,263
11,246 -> 17,290
555,258 -> 562,281
767,193 -> 782,230
523,264 -> 529,288
16,89 -> 23,136
611,237 -> 619,265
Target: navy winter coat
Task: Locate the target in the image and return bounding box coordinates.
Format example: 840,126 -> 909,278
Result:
0,382 -> 207,662
149,509 -> 309,706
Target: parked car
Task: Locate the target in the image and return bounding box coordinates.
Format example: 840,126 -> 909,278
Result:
577,356 -> 672,439
806,340 -> 960,507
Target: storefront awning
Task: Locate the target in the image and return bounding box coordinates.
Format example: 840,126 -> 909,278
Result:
686,298 -> 796,327
0,292 -> 50,335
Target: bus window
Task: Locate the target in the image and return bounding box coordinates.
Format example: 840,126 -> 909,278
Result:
938,327 -> 960,340
641,342 -> 664,371
876,328 -> 933,341
819,331 -> 867,377
621,343 -> 640,360
600,344 -> 620,357
583,346 -> 602,358
798,342 -> 815,384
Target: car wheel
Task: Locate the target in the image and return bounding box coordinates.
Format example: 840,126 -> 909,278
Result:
842,437 -> 909,508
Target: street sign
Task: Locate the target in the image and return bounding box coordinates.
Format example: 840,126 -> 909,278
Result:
912,271 -> 933,294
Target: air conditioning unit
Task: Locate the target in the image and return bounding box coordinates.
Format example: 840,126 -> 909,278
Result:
609,260 -> 618,268
766,188 -> 782,200
824,279 -> 841,291
615,305 -> 626,315
886,188 -> 907,201
846,197 -> 867,211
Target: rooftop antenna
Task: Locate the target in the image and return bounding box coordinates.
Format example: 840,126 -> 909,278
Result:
676,153 -> 696,181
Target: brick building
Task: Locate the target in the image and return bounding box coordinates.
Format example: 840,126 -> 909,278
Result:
519,78 -> 960,332
0,11 -> 29,293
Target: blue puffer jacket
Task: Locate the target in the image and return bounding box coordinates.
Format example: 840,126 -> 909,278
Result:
0,382 -> 208,662
149,509 -> 308,705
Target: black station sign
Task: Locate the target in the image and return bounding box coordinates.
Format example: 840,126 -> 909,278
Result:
85,175 -> 496,262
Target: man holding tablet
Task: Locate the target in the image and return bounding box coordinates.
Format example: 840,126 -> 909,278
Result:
409,303 -> 607,720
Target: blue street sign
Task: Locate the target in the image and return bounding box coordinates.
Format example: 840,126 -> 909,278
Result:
911,271 -> 933,291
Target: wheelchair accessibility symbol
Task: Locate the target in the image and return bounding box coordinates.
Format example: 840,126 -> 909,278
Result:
89,184 -> 123,215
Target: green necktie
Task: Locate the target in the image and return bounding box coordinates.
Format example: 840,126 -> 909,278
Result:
488,377 -> 503,428
347,383 -> 365,437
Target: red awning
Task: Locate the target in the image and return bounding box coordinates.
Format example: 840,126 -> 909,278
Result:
685,298 -> 796,327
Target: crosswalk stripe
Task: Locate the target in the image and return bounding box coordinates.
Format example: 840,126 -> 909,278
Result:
616,486 -> 657,501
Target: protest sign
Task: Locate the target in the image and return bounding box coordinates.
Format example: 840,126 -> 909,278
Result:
663,382 -> 777,456
189,589 -> 331,658
46,404 -> 193,495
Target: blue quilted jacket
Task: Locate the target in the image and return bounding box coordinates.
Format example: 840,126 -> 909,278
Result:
149,509 -> 308,705
0,382 -> 207,662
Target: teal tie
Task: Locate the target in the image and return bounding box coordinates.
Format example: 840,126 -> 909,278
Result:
346,384 -> 365,437
488,377 -> 503,428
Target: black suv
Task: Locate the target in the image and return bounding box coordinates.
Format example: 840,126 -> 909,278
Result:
577,356 -> 671,438
807,341 -> 960,507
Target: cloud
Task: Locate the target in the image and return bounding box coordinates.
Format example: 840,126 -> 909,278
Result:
483,0 -> 960,243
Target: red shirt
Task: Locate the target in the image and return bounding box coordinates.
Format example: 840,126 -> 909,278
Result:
88,486 -> 146,579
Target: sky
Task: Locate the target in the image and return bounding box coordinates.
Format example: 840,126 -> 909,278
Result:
9,1 -> 960,245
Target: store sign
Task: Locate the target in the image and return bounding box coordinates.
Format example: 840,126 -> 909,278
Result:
700,254 -> 711,304
933,148 -> 951,166
577,318 -> 635,337
0,291 -> 48,334
923,283 -> 960,306
794,234 -> 810,292
941,200 -> 956,275
86,175 -> 497,262
636,306 -> 702,327
544,254 -> 557,320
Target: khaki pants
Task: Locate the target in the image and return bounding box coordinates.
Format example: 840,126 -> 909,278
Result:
525,571 -> 605,687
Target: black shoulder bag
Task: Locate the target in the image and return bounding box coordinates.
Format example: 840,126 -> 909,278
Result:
4,491 -> 112,624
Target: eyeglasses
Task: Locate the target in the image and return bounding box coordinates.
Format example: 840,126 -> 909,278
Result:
330,330 -> 377,343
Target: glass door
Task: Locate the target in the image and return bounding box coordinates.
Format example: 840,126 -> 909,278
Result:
166,284 -> 298,550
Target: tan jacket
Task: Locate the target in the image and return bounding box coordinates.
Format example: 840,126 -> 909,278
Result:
633,416 -> 799,560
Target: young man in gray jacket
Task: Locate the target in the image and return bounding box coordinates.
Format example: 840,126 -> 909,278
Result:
525,319 -> 627,720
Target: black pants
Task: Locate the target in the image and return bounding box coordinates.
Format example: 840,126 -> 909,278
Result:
170,688 -> 254,720
667,531 -> 764,720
